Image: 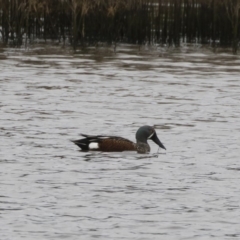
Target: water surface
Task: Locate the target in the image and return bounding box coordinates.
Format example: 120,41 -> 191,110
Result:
0,44 -> 240,240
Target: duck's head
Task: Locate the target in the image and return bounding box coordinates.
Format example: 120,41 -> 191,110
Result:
136,125 -> 166,150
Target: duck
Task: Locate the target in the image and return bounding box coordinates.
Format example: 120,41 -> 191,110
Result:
72,125 -> 166,154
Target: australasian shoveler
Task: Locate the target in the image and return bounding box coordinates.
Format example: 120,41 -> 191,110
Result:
72,125 -> 166,154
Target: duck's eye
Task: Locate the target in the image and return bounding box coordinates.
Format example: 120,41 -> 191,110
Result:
148,128 -> 154,133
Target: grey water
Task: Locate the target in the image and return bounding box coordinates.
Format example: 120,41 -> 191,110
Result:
0,44 -> 240,240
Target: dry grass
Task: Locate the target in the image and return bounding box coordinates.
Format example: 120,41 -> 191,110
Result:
0,0 -> 239,52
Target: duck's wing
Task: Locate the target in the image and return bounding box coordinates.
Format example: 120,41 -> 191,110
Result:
72,135 -> 136,152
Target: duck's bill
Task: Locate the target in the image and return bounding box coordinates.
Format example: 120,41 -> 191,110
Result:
151,133 -> 166,150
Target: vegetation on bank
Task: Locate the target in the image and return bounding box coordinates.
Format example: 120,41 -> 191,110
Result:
0,0 -> 239,53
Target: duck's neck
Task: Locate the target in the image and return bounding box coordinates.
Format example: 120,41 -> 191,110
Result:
136,142 -> 150,153
137,138 -> 148,144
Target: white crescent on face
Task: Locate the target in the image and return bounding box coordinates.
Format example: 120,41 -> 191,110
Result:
148,132 -> 154,139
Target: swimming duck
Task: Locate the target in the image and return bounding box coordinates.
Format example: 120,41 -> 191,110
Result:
72,125 -> 166,153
